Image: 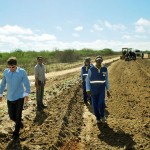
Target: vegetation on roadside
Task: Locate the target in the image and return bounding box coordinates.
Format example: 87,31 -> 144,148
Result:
0,48 -> 120,75
0,48 -> 119,63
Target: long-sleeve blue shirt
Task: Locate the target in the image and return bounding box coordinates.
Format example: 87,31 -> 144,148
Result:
0,67 -> 30,101
86,66 -> 109,93
80,64 -> 94,81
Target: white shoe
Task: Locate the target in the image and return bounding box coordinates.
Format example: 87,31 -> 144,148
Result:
96,120 -> 101,124
101,117 -> 107,123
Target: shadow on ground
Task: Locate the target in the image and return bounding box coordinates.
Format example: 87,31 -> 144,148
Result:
97,123 -> 136,150
33,110 -> 48,125
6,139 -> 21,150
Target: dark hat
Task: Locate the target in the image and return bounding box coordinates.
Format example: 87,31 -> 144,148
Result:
95,55 -> 103,61
84,57 -> 91,62
37,56 -> 43,60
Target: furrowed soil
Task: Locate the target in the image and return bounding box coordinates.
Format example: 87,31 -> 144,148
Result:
0,58 -> 149,150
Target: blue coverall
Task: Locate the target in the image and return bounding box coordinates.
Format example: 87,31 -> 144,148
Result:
86,65 -> 109,120
81,64 -> 93,103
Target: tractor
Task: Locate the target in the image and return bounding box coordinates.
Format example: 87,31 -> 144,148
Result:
120,48 -> 129,59
120,48 -> 136,61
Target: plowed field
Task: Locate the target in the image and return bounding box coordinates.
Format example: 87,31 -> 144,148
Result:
0,58 -> 149,150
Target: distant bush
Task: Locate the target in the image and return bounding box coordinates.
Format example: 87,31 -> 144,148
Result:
0,48 -> 121,75
76,48 -> 117,57
54,49 -> 81,63
0,48 -> 119,65
98,48 -> 114,56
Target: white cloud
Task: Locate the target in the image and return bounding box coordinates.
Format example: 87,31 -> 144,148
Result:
46,40 -> 149,51
1,35 -> 150,52
135,18 -> 150,26
135,18 -> 150,34
20,34 -> 56,41
93,24 -> 103,31
134,34 -> 147,39
0,24 -> 150,52
72,33 -> 80,37
74,26 -> 83,31
104,21 -> 126,30
0,25 -> 33,35
0,25 -> 57,51
122,34 -> 147,40
122,35 -> 133,40
135,26 -> 145,33
91,20 -> 126,32
0,35 -> 19,43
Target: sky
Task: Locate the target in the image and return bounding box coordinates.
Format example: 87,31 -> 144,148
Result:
0,0 -> 150,52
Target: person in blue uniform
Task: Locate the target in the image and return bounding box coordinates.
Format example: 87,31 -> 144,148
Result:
81,57 -> 92,105
86,56 -> 110,123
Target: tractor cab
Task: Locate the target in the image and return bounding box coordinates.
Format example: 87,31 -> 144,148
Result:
120,48 -> 129,59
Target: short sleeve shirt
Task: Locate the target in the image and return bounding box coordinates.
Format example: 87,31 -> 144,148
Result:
34,64 -> 45,82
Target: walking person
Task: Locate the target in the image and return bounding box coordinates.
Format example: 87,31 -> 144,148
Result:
34,56 -> 46,110
0,57 -> 30,139
86,56 -> 110,123
141,52 -> 144,59
81,57 -> 92,105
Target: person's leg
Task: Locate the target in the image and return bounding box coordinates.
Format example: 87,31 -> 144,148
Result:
13,98 -> 24,138
82,81 -> 87,104
89,96 -> 92,104
98,89 -> 106,122
41,83 -> 45,106
91,95 -> 100,121
104,89 -> 107,108
7,100 -> 16,122
98,96 -> 105,118
36,86 -> 42,109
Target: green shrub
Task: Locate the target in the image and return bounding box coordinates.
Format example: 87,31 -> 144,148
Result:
54,49 -> 81,63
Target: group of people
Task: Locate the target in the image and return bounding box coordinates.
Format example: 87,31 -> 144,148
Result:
0,56 -> 46,140
0,55 -> 110,140
81,56 -> 110,123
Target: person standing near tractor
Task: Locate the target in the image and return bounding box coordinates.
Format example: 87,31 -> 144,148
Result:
86,56 -> 110,123
0,57 -> 30,140
81,57 -> 92,105
141,52 -> 144,59
34,56 -> 47,110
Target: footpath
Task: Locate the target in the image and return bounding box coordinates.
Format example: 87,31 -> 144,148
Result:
28,56 -> 120,82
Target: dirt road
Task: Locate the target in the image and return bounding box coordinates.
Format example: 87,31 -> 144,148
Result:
28,56 -> 120,82
0,58 -> 149,150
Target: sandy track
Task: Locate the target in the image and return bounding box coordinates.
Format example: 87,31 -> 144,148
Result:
28,57 -> 120,81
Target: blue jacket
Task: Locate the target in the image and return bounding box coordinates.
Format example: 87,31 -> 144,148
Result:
86,66 -> 109,95
81,64 -> 93,82
0,67 -> 30,101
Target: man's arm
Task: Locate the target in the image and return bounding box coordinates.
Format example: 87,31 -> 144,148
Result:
34,67 -> 40,87
0,74 -> 6,102
22,70 -> 30,100
43,65 -> 46,85
105,69 -> 111,97
105,70 -> 109,91
86,69 -> 91,96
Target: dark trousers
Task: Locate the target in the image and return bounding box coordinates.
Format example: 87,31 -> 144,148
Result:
82,81 -> 89,103
36,83 -> 44,108
91,92 -> 105,120
7,98 -> 24,135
